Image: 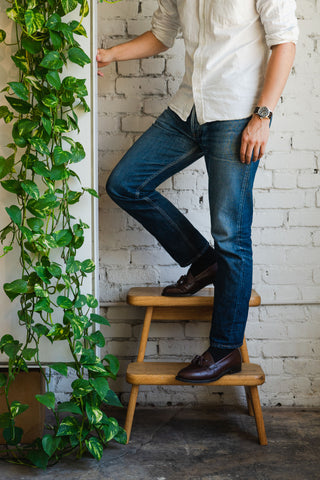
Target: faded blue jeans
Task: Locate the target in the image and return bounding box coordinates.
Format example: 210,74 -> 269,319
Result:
106,107 -> 260,349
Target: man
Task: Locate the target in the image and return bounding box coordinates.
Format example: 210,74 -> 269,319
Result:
97,1 -> 298,383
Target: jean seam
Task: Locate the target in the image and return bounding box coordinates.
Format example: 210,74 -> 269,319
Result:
233,165 -> 251,332
135,145 -> 200,199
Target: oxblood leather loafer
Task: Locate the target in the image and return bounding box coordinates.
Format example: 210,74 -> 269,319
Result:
161,262 -> 218,297
176,349 -> 242,383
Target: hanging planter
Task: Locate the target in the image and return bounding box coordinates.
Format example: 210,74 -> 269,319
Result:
0,0 -> 125,469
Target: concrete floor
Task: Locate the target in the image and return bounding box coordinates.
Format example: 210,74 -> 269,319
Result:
0,406 -> 319,480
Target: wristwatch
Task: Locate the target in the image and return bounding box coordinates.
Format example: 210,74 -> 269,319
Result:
254,106 -> 273,120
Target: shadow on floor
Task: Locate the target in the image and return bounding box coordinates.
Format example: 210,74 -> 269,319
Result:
0,406 -> 319,480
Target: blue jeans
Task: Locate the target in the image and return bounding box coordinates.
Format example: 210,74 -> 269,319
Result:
106,107 -> 260,349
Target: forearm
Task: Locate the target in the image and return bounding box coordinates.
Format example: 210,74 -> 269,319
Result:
109,31 -> 168,62
257,42 -> 296,111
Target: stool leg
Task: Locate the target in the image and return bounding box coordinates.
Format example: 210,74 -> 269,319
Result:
249,385 -> 267,445
245,387 -> 255,417
124,384 -> 139,444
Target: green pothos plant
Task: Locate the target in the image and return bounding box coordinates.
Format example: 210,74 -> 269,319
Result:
0,0 -> 125,469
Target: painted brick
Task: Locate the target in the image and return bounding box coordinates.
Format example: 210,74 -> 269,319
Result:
121,115 -> 154,132
254,190 -> 305,209
117,59 -> 140,76
141,57 -> 165,75
116,77 -> 167,95
273,172 -> 297,189
258,227 -> 311,246
289,208 -> 320,226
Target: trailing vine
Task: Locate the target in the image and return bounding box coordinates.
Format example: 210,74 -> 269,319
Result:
0,0 -> 126,468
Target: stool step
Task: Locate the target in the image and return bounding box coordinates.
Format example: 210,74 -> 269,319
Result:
127,287 -> 261,307
126,362 -> 265,386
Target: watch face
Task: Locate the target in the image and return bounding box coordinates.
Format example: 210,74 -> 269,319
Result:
259,106 -> 270,118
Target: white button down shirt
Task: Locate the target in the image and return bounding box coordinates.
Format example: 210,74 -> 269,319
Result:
151,0 -> 299,124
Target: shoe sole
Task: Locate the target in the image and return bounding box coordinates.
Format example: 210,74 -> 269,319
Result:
175,366 -> 242,384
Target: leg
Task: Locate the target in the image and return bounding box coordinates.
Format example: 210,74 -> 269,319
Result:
106,108 -> 209,267
124,384 -> 139,443
202,118 -> 260,349
249,386 -> 268,445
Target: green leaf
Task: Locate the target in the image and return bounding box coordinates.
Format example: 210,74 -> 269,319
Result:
5,205 -> 21,225
104,389 -> 123,408
0,372 -> 7,388
86,294 -> 98,308
21,36 -> 42,54
25,10 -> 45,35
49,363 -> 68,377
49,165 -> 70,180
36,392 -> 56,410
90,377 -> 110,401
86,403 -> 103,425
32,323 -> 49,338
90,313 -> 110,326
85,437 -> 103,461
49,30 -> 62,50
114,426 -> 127,445
32,161 -> 51,178
12,122 -> 27,148
53,146 -> 72,165
0,155 -> 14,180
3,426 -> 23,446
86,330 -> 105,348
66,257 -> 81,273
0,105 -> 10,119
46,70 -> 61,89
29,138 -> 50,156
84,187 -> 99,198
27,217 -> 44,232
100,415 -> 119,442
0,29 -> 6,43
40,51 -> 64,70
16,119 -> 37,138
68,47 -> 90,67
8,82 -> 29,101
54,229 -> 73,247
0,412 -> 11,429
70,141 -> 85,163
42,116 -> 52,135
46,13 -> 61,31
57,401 -> 82,415
42,434 -> 61,457
81,259 -> 95,273
42,94 -> 58,108
34,298 -> 53,313
10,400 -> 29,418
67,190 -> 82,204
47,264 -> 62,278
5,96 -> 32,114
104,354 -> 120,376
70,21 -> 87,37
22,347 -> 37,361
11,50 -> 28,74
27,449 -> 49,470
61,0 -> 78,14
4,279 -> 28,301
71,378 -> 93,397
80,0 -> 89,17
21,180 -> 40,199
57,296 -> 73,309
1,180 -> 23,194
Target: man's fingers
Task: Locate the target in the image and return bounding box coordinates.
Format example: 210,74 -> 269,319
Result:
252,144 -> 260,163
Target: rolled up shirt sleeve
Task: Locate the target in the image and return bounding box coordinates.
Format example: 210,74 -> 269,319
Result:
257,0 -> 299,48
151,0 -> 180,48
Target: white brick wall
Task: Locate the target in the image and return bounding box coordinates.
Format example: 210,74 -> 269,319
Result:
96,0 -> 320,407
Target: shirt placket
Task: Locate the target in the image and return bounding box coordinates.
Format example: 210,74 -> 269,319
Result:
192,0 -> 205,125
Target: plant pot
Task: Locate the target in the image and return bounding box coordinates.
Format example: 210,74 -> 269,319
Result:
0,369 -> 45,444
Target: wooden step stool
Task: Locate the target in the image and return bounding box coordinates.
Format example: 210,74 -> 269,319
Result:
124,287 -> 267,445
